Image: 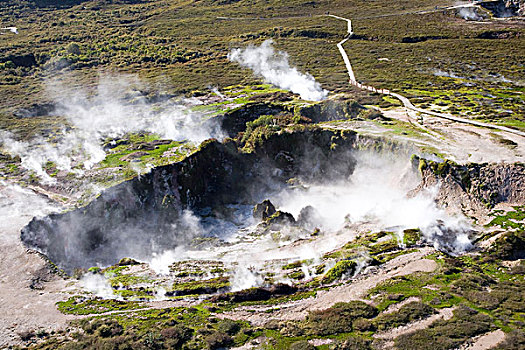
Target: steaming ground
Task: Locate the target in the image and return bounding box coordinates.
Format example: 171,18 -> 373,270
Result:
74,151 -> 474,298
0,182 -> 76,347
0,75 -> 224,184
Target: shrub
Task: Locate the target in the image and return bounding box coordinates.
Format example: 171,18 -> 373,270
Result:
305,301 -> 378,335
494,329 -> 525,349
395,306 -> 493,350
96,320 -> 123,337
353,318 -> 376,332
66,42 -> 81,55
374,301 -> 434,330
216,319 -> 241,335
204,331 -> 233,349
332,336 -> 373,350
290,340 -> 315,350
160,325 -> 193,347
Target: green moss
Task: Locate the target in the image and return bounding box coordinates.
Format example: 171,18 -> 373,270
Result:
171,277 -> 230,295
322,260 -> 357,284
403,229 -> 421,246
108,274 -> 152,288
287,270 -> 306,280
282,259 -> 313,270
56,296 -> 142,315
486,206 -> 525,231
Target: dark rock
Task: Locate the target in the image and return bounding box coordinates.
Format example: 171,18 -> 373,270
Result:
266,210 -> 296,229
211,287 -> 272,303
414,156 -> 525,216
488,231 -> 525,261
297,205 -> 322,231
477,30 -> 518,40
268,283 -> 298,295
253,199 -> 276,220
297,98 -> 364,123
14,103 -> 55,118
0,53 -> 37,67
210,102 -> 287,137
210,283 -> 297,303
103,139 -> 130,151
117,257 -> 140,266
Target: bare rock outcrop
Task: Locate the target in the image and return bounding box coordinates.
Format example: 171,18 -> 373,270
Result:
413,157 -> 525,218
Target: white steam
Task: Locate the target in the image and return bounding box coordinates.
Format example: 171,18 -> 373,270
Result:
228,40 -> 328,101
0,75 -> 224,183
457,7 -> 483,21
1,27 -> 18,34
149,247 -> 188,275
230,265 -> 264,291
273,153 -> 473,255
80,273 -> 117,299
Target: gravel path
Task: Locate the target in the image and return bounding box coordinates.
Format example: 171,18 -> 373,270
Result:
326,13 -> 525,138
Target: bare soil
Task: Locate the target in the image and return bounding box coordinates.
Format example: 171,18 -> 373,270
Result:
0,184 -> 76,347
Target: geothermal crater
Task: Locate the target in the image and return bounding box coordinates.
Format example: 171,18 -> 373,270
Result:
21,129 -> 477,275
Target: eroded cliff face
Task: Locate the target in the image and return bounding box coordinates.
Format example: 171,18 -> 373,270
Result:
481,0 -> 525,17
414,157 -> 525,218
505,0 -> 525,15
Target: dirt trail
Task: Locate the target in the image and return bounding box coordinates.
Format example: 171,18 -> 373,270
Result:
0,183 -> 76,347
326,13 -> 525,138
221,248 -> 437,325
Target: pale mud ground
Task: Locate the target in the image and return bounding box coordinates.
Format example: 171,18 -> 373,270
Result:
323,107 -> 525,164
459,329 -> 506,350
220,248 -> 438,325
0,183 -> 77,348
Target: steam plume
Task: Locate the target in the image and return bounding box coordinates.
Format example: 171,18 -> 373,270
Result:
457,7 -> 483,21
228,40 -> 328,101
0,75 -> 224,183
80,273 -> 117,299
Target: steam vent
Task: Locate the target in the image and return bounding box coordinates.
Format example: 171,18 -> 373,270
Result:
1,0 -> 524,348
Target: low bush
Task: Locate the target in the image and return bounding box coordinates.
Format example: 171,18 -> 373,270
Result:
374,301 -> 434,330
305,301 -> 378,335
395,306 -> 493,350
204,331 -> 233,349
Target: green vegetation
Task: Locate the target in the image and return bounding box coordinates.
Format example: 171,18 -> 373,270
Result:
374,301 -> 435,331
395,306 -> 493,350
56,296 -> 142,315
322,260 -> 357,284
487,206 -> 525,231
304,301 -> 378,336
4,0 -> 525,349
36,305 -> 254,350
171,277 -> 230,296
2,0 -> 523,136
